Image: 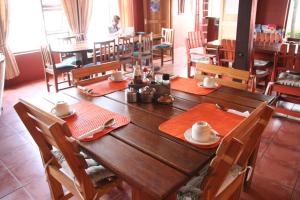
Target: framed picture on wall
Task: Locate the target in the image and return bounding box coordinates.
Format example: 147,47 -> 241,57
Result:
150,0 -> 160,12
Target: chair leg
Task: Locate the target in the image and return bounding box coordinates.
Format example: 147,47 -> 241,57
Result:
172,47 -> 174,64
187,63 -> 191,78
67,72 -> 71,86
46,173 -> 64,200
160,49 -> 164,67
53,74 -> 59,93
45,72 -> 50,92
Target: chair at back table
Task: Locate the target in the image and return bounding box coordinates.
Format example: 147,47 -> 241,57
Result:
87,39 -> 117,65
255,32 -> 282,43
14,99 -> 121,200
177,102 -> 273,200
217,39 -> 236,67
41,44 -> 76,92
185,31 -> 216,77
266,43 -> 300,118
153,28 -> 174,67
195,63 -> 253,91
117,36 -> 134,71
132,33 -> 153,68
72,61 -> 121,86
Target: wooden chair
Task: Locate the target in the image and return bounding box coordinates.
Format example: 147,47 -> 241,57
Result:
255,32 -> 282,43
14,99 -> 121,200
217,39 -> 236,67
41,44 -> 76,92
86,39 -> 117,66
185,31 -> 216,77
117,36 -> 134,71
266,43 -> 300,118
72,61 -> 121,86
153,28 -> 174,67
132,33 -> 153,68
178,102 -> 273,199
195,63 -> 253,91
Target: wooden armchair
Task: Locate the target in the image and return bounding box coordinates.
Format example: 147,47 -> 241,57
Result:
117,36 -> 134,71
255,32 -> 282,43
195,63 -> 253,91
266,43 -> 300,118
177,102 -> 273,199
132,33 -> 153,67
185,31 -> 216,77
153,28 -> 174,66
14,99 -> 121,200
41,44 -> 76,92
72,61 -> 121,86
217,39 -> 236,67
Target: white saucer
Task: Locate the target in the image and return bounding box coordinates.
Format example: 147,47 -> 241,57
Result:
197,82 -> 218,89
108,76 -> 128,82
184,128 -> 220,145
51,109 -> 76,119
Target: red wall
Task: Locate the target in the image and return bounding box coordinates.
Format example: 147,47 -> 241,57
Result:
133,0 -> 145,32
256,0 -> 290,28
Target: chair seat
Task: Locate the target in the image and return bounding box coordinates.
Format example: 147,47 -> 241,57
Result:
62,56 -> 82,66
191,56 -> 211,64
153,43 -> 172,49
55,63 -> 76,71
133,51 -> 152,57
52,149 -> 116,187
276,72 -> 300,88
83,62 -> 101,67
254,59 -> 272,68
177,164 -> 242,200
256,69 -> 270,78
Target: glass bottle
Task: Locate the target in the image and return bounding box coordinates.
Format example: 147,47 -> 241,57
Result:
133,62 -> 143,84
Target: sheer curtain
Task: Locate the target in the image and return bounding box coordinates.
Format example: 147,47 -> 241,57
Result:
87,0 -> 119,41
118,0 -> 134,29
61,0 -> 93,38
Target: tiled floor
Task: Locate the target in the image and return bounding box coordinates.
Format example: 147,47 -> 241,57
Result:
1,49 -> 300,199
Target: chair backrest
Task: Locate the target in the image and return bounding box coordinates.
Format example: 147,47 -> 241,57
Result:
58,34 -> 85,44
187,31 -> 205,49
72,61 -> 121,86
137,33 -> 153,54
161,28 -> 174,45
14,99 -> 96,199
218,39 -> 236,65
93,39 -> 117,64
40,44 -> 56,70
255,32 -> 282,43
117,36 -> 134,58
275,43 -> 300,75
195,63 -> 250,90
201,102 -> 273,199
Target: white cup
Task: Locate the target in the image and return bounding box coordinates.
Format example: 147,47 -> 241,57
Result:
111,71 -> 124,81
191,121 -> 212,142
203,77 -> 216,88
51,101 -> 71,117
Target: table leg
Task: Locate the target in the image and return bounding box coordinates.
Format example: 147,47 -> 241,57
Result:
161,49 -> 164,67
80,50 -> 88,65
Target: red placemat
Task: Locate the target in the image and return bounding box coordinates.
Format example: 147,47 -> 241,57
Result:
65,101 -> 130,142
159,103 -> 245,148
79,79 -> 129,97
171,77 -> 218,95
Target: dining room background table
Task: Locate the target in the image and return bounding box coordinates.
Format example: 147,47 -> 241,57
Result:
25,83 -> 274,200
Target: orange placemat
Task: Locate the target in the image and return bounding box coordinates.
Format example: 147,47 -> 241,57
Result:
159,103 -> 245,148
171,77 -> 218,95
79,79 -> 129,97
65,101 -> 130,142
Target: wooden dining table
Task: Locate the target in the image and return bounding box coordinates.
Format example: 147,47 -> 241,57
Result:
26,84 -> 274,200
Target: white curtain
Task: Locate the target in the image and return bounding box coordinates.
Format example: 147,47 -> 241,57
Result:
61,0 -> 93,38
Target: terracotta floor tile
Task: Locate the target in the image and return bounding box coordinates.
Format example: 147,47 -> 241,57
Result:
241,176 -> 292,200
261,117 -> 283,140
0,143 -> 39,169
0,124 -> 19,140
9,158 -> 45,186
264,143 -> 300,170
257,140 -> 270,160
272,129 -> 300,152
0,188 -> 32,200
25,177 -> 51,200
0,168 -> 21,198
255,156 -> 298,188
292,190 -> 300,200
0,135 -> 29,157
295,174 -> 300,191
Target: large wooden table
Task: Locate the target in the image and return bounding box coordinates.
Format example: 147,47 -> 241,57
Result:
29,86 -> 273,200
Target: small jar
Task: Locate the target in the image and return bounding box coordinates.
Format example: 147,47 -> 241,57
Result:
126,88 -> 137,103
162,74 -> 170,85
154,74 -> 163,84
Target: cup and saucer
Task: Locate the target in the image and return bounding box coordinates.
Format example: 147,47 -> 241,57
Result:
51,101 -> 76,119
197,76 -> 218,89
184,121 -> 220,145
109,71 -> 127,82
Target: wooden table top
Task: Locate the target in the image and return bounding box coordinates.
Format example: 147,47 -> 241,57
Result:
27,86 -> 273,199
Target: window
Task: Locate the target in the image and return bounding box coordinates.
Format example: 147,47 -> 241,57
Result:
87,0 -> 119,41
8,0 -> 45,53
286,0 -> 300,38
208,0 -> 221,18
